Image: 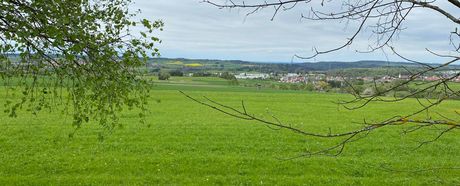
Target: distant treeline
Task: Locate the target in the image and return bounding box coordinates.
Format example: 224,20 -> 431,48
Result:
148,58 -> 460,74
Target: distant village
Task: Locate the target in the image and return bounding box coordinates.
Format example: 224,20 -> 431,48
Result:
232,71 -> 460,83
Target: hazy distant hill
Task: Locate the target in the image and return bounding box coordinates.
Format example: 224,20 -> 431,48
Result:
6,54 -> 457,73
285,60 -> 420,71
151,58 -> 459,73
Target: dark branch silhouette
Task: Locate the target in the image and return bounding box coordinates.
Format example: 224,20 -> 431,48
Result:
196,0 -> 460,157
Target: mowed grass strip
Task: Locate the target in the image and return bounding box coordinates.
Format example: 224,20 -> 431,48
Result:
0,85 -> 459,185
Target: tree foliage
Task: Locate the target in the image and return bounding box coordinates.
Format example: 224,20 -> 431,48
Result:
0,0 -> 163,131
158,72 -> 170,80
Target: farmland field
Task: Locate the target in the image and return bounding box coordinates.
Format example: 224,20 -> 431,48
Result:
0,77 -> 459,185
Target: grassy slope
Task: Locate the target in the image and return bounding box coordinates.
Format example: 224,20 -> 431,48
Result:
0,78 -> 459,185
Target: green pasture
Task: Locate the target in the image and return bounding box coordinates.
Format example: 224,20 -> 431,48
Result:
0,77 -> 459,185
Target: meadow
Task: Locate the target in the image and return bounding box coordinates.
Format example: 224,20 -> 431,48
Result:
0,77 -> 459,185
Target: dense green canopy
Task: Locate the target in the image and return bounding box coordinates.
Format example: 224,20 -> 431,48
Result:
0,0 -> 162,131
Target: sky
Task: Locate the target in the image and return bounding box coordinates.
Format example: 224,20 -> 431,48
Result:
131,0 -> 459,63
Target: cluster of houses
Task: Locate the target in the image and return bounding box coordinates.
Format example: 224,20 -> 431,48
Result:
277,73 -> 460,84
234,73 -> 270,79
279,73 -> 326,83
185,71 -> 460,83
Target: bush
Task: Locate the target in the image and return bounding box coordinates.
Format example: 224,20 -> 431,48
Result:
327,80 -> 343,88
278,84 -> 289,90
391,80 -> 410,91
158,72 -> 170,80
303,83 -> 315,91
361,87 -> 375,95
391,91 -> 411,98
192,72 -> 212,77
228,79 -> 239,85
344,85 -> 364,95
169,70 -> 184,77
315,81 -> 330,91
219,72 -> 236,80
289,83 -> 300,90
149,68 -> 160,74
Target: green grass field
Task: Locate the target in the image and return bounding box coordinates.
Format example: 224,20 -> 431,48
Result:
0,77 -> 459,185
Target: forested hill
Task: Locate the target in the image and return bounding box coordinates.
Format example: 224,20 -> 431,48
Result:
150,58 -> 459,73
292,60 -> 420,70
5,54 -> 457,72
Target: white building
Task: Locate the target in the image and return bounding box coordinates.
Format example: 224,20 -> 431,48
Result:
235,73 -> 270,79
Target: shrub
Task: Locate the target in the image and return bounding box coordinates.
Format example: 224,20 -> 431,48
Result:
158,72 -> 170,80
169,70 -> 184,77
219,72 -> 236,80
192,72 -> 212,77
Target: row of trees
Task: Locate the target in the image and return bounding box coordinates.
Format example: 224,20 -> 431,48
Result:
156,71 -> 239,85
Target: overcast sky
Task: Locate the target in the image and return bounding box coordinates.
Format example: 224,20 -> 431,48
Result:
131,1 -> 458,63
